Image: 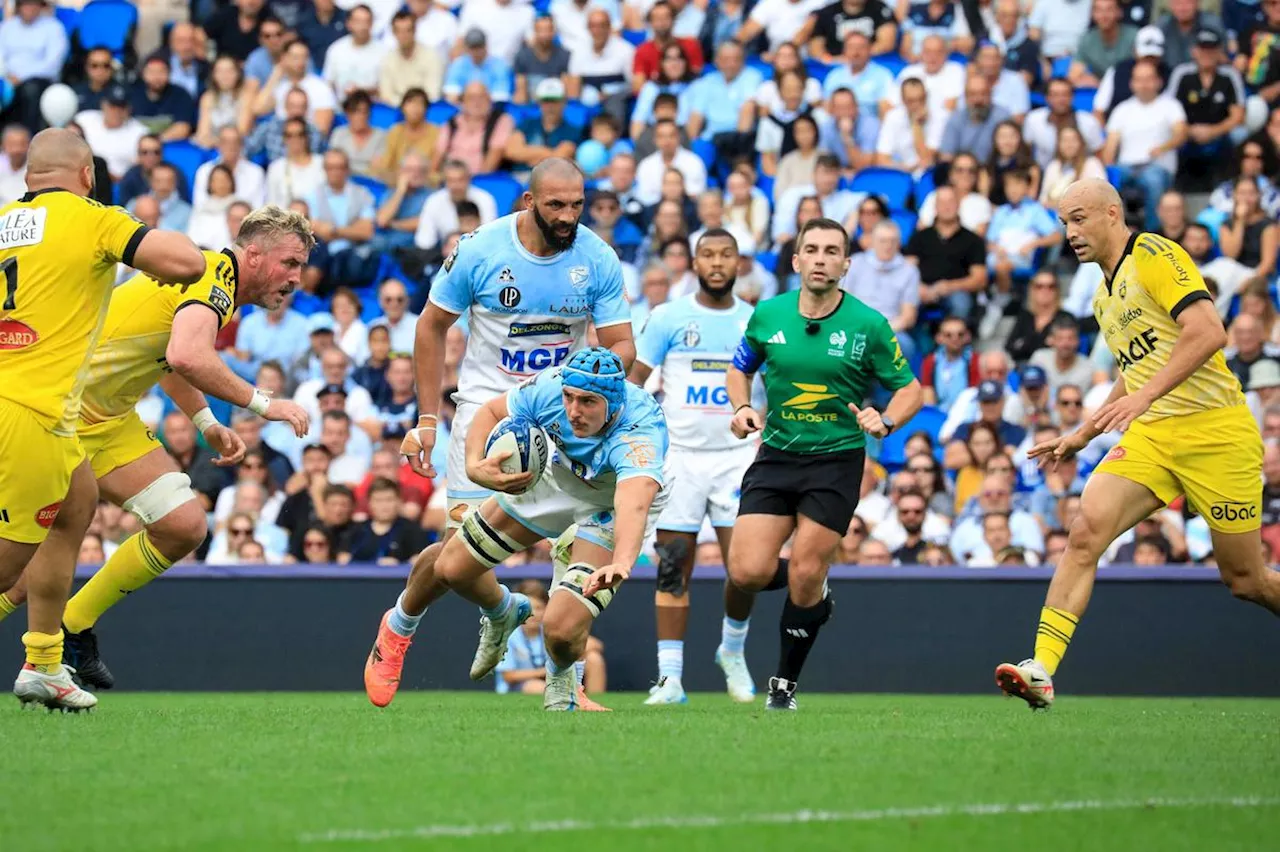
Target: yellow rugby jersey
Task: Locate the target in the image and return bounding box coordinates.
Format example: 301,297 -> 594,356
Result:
0,188 -> 149,435
79,248 -> 238,425
1093,232 -> 1245,423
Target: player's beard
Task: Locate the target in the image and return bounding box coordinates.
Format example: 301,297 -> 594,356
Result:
532,204 -> 579,252
698,274 -> 736,300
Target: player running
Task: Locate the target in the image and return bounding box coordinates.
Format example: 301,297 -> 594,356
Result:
996,179 -> 1280,710
0,207 -> 313,690
364,160 -> 634,708
0,128 -> 205,711
435,347 -> 668,711
725,218 -> 922,711
628,229 -> 766,705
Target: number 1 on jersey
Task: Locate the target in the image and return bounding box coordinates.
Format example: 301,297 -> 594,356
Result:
0,257 -> 16,311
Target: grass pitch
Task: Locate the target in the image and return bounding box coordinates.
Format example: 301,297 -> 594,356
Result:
4,692 -> 1278,851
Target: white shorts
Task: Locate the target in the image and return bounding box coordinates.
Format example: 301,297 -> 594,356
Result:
446,400 -> 491,529
656,444 -> 756,533
497,468 -> 670,553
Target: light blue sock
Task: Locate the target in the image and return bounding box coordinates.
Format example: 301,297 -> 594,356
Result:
547,656 -> 571,676
387,592 -> 424,638
721,616 -> 749,655
657,640 -> 683,681
481,585 -> 512,620
574,660 -> 585,686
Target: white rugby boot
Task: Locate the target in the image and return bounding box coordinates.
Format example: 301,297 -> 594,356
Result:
643,675 -> 688,705
995,658 -> 1055,710
468,592 -> 532,680
14,664 -> 97,712
715,647 -> 756,703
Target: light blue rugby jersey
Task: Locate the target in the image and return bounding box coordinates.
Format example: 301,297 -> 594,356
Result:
429,213 -> 631,406
636,294 -> 755,453
507,368 -> 668,508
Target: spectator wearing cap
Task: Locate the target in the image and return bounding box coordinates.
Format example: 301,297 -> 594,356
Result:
129,55 -> 197,142
1247,353 -> 1280,427
588,189 -> 644,264
380,9 -> 445,106
939,74 -> 1011,165
841,220 -> 921,363
952,380 -> 1028,448
918,317 -> 979,413
75,85 -> 151,182
1102,57 -> 1187,232
1016,365 -> 1052,424
1159,0 -> 1227,71
1029,315 -> 1095,398
1093,25 -> 1171,120
1024,79 -> 1106,170
1069,0 -> 1138,89
443,30 -> 514,106
0,0 -> 68,131
458,0 -> 536,65
504,79 -> 582,171
1167,29 -> 1246,187
1028,0 -> 1093,60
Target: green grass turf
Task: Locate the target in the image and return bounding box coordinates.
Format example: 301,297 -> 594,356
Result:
4,693 -> 1279,852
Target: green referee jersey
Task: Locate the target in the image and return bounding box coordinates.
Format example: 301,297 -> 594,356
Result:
735,291 -> 916,454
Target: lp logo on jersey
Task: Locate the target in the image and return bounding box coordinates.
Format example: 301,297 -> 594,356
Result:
499,285 -> 521,308
683,322 -> 700,347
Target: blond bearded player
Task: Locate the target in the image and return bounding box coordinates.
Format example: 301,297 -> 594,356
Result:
995,179 -> 1280,710
0,128 -> 206,712
0,207 -> 314,693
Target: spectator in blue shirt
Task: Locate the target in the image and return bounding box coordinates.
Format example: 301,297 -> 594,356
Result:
986,168 -> 1061,296
130,56 -> 198,141
940,75 -> 1012,164
686,40 -> 763,141
128,163 -> 192,233
225,294 -> 312,382
443,28 -> 513,105
504,78 -> 583,172
152,23 -> 210,100
296,0 -> 348,66
494,581 -> 550,695
372,152 -> 432,259
587,188 -> 644,264
304,149 -> 378,288
817,87 -> 879,171
630,42 -> 696,140
243,15 -> 316,89
246,87 -> 326,162
0,0 -> 69,130
821,32 -> 895,119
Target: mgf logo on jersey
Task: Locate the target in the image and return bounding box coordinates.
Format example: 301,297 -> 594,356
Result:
0,318 -> 38,349
499,344 -> 572,374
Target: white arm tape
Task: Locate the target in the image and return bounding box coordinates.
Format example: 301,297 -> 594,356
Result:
190,407 -> 218,434
247,388 -> 271,416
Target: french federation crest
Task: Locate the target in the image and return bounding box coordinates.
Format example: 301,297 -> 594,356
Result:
827,329 -> 847,357
683,321 -> 701,347
568,266 -> 589,289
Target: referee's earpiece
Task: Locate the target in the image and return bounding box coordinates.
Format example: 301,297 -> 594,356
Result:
805,321 -> 820,335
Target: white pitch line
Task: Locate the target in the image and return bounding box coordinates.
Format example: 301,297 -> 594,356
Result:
299,795 -> 1280,844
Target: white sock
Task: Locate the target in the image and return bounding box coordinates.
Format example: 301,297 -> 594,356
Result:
657,640 -> 683,682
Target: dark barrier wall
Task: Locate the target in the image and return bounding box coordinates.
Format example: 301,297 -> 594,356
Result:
2,565 -> 1278,695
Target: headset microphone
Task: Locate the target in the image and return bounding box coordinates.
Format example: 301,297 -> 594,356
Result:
805,320 -> 820,335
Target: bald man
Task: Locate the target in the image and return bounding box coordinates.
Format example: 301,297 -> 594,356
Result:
364,157 -> 633,711
0,128 -> 204,711
997,179 -> 1280,710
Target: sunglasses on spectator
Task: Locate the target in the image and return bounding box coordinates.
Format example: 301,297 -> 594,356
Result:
304,539 -> 328,549
848,524 -> 867,535
229,527 -> 253,536
1058,398 -> 1083,407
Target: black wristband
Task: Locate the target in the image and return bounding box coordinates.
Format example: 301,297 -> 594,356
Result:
734,404 -> 753,414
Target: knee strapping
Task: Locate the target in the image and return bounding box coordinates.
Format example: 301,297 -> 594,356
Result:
655,538 -> 691,595
458,509 -> 524,569
122,472 -> 197,525
552,561 -> 614,618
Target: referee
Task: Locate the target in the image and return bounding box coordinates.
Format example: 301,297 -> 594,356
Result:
725,217 -> 923,711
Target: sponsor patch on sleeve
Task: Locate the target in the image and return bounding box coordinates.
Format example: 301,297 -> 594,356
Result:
208,285 -> 233,318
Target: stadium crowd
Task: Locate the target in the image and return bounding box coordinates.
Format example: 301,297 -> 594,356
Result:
10,0 -> 1280,570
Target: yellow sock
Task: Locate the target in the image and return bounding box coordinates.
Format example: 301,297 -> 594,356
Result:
1034,606 -> 1079,676
0,592 -> 16,623
63,531 -> 172,634
22,629 -> 64,672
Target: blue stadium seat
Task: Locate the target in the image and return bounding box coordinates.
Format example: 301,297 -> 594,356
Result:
55,6 -> 79,36
1030,91 -> 1046,109
876,405 -> 946,469
1051,57 -> 1072,78
914,168 -> 936,207
691,138 -> 716,174
804,59 -> 833,84
161,141 -> 215,193
1105,165 -> 1123,189
369,103 -> 403,129
505,102 -> 538,125
849,167 -> 914,210
352,175 -> 388,204
756,172 -> 773,201
1074,87 -> 1097,113
472,172 -> 524,216
948,52 -> 969,66
562,100 -> 597,129
75,0 -> 138,58
890,210 -> 917,236
870,54 -> 906,78
622,29 -> 646,47
426,101 -> 458,125
746,56 -> 773,80
756,251 -> 778,273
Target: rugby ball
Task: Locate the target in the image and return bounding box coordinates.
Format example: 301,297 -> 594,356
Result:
484,417 -> 551,488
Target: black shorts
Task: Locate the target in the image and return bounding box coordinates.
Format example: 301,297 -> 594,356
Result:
737,444 -> 866,535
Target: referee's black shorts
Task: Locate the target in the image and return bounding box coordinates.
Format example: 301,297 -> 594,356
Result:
737,444 -> 866,535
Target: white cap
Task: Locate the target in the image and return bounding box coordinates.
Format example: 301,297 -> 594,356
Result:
534,77 -> 567,101
1135,25 -> 1165,58
1249,359 -> 1280,391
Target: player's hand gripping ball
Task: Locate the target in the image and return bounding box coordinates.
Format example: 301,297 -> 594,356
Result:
483,417 -> 551,493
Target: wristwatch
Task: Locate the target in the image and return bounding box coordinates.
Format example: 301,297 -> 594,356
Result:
880,414 -> 896,435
